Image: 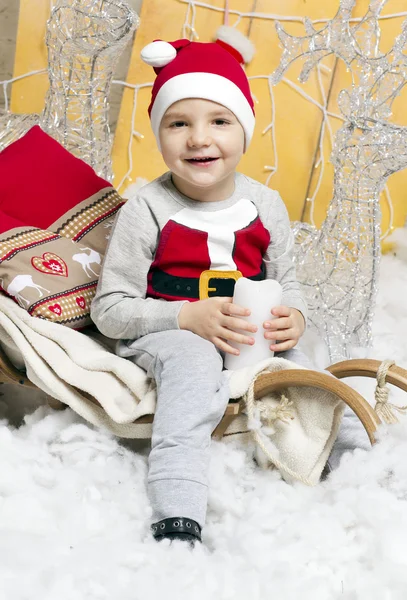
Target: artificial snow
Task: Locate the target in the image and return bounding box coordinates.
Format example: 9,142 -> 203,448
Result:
1,250 -> 407,600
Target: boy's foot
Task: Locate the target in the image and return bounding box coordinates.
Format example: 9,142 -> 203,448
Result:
151,517 -> 202,545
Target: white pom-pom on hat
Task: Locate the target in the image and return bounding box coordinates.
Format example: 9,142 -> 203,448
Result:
215,25 -> 255,64
141,41 -> 177,68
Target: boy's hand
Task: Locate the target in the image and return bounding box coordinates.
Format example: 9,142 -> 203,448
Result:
263,306 -> 305,352
178,297 -> 257,355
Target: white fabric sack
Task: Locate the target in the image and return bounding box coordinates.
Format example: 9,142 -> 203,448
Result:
225,358 -> 345,485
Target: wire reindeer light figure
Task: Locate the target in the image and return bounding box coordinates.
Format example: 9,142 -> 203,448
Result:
0,0 -> 139,180
41,0 -> 139,180
271,0 -> 407,361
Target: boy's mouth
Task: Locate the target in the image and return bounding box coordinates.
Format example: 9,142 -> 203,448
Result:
185,157 -> 219,166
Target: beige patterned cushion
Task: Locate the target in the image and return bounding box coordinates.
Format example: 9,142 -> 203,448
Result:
0,188 -> 125,328
0,126 -> 126,328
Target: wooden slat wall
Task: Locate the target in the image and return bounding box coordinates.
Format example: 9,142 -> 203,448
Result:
10,0 -> 50,115
9,0 -> 407,232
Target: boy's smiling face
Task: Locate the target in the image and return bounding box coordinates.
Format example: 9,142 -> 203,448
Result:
158,98 -> 245,202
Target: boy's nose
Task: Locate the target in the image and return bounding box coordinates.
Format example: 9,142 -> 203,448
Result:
187,127 -> 211,148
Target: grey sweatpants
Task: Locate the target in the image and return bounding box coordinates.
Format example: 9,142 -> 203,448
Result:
118,329 -> 316,527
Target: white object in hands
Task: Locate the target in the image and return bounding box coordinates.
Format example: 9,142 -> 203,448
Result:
224,278 -> 283,371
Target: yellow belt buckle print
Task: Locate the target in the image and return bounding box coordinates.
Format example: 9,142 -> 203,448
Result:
199,270 -> 243,300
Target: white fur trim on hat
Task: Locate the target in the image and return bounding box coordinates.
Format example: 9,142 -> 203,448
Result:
215,26 -> 255,64
141,41 -> 177,68
151,72 -> 255,152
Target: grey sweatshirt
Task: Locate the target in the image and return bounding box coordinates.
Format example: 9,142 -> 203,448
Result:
91,171 -> 307,340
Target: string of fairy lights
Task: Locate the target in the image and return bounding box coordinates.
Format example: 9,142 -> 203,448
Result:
1,0 -> 406,238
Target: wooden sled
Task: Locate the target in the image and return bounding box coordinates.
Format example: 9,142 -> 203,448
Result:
1,340 -> 407,443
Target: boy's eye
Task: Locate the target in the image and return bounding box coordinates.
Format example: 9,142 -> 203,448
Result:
170,121 -> 187,128
214,119 -> 229,126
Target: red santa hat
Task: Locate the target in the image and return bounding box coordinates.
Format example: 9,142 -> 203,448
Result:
140,27 -> 256,151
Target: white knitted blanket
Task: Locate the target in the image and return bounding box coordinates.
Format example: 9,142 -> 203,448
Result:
0,294 -> 345,484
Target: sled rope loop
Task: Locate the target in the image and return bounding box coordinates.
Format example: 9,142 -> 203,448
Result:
375,360 -> 407,424
243,370 -> 315,486
258,393 -> 294,426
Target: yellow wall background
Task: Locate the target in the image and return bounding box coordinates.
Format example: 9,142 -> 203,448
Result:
10,0 -> 407,235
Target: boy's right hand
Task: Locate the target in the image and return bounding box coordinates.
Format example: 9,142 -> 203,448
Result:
178,297 -> 257,355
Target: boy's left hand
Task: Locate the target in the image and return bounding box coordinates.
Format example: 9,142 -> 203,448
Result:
263,306 -> 305,352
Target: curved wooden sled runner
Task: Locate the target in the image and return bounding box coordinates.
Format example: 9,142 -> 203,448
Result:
1,340 -> 407,443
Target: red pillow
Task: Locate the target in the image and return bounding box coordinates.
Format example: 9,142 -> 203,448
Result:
0,126 -> 126,327
0,125 -> 111,231
0,210 -> 28,234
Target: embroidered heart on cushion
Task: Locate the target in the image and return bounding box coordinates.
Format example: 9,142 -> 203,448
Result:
31,253 -> 68,277
76,296 -> 86,309
48,303 -> 62,315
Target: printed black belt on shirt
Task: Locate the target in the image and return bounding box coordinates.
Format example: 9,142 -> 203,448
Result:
151,266 -> 266,300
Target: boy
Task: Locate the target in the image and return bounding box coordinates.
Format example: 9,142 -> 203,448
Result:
91,33 -> 309,545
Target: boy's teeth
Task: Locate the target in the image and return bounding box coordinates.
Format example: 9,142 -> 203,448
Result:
189,157 -> 216,162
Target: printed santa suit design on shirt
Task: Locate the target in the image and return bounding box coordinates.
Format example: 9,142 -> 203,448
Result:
146,198 -> 271,301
